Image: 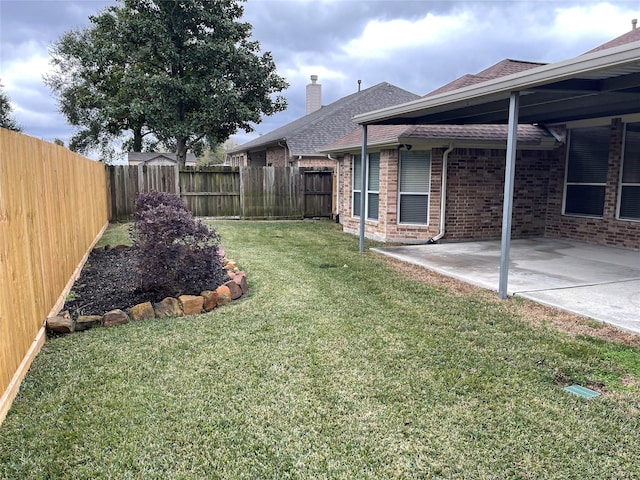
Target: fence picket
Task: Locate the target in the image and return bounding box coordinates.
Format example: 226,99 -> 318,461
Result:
0,129 -> 109,422
107,165 -> 333,219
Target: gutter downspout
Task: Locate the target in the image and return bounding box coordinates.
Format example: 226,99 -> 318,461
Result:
428,143 -> 454,244
278,141 -> 289,165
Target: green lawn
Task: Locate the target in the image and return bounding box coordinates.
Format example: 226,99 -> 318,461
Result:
1,220 -> 638,479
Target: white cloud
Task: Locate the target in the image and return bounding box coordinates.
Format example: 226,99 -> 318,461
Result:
3,53 -> 50,89
552,2 -> 636,39
283,65 -> 347,84
343,10 -> 474,59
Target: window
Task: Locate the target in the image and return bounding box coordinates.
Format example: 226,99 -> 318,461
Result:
564,126 -> 610,217
620,122 -> 640,220
399,150 -> 431,224
352,154 -> 362,217
352,153 -> 380,220
367,153 -> 380,221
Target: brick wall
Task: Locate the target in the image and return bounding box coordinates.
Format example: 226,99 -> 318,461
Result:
445,148 -> 552,240
264,148 -> 337,169
545,119 -> 640,250
337,134 -> 637,249
299,157 -> 336,169
338,147 -> 553,243
266,146 -> 287,167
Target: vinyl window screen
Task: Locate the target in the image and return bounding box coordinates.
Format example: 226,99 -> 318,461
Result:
352,153 -> 380,220
620,122 -> 640,220
564,126 -> 610,217
399,150 -> 431,224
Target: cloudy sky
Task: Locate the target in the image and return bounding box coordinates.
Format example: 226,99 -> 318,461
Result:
1,0 -> 638,153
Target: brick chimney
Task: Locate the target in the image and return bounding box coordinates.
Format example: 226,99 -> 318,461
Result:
632,18 -> 638,30
306,75 -> 322,114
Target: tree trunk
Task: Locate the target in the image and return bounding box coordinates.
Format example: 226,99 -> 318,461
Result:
132,126 -> 144,152
176,137 -> 188,167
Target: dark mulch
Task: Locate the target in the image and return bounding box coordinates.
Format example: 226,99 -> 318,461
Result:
63,248 -> 154,319
63,247 -> 226,320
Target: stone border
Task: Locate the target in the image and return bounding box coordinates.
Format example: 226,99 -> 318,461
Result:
46,257 -> 248,335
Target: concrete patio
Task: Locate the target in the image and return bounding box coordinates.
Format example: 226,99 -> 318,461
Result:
373,238 -> 640,334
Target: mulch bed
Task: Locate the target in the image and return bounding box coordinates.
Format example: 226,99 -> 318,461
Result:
63,246 -> 227,320
63,247 -> 155,319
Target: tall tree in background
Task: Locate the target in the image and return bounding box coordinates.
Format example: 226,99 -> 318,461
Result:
0,81 -> 22,132
46,0 -> 288,165
46,10 -> 153,157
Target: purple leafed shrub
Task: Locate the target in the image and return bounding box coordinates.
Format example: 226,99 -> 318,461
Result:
131,191 -> 228,299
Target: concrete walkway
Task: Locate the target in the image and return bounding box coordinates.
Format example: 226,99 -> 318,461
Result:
372,238 -> 640,334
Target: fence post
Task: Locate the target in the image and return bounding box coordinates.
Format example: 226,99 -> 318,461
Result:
239,166 -> 246,218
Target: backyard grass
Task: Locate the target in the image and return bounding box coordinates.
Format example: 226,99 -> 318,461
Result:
1,220 -> 638,479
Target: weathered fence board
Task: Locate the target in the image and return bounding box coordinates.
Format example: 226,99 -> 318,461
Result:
107,165 -> 177,220
241,167 -> 304,219
0,129 -> 109,423
108,165 -> 333,219
179,166 -> 240,217
303,169 -> 333,218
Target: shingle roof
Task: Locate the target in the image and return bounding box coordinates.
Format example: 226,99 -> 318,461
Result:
127,152 -> 197,164
425,59 -> 546,97
229,83 -> 419,156
320,124 -> 554,152
319,57 -> 556,153
585,26 -> 640,53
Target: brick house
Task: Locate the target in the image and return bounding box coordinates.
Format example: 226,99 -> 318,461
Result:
321,28 -> 640,252
227,76 -> 419,169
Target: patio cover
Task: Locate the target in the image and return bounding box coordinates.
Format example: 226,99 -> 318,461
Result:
352,41 -> 640,298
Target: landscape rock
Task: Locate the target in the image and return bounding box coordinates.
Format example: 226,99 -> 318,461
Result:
102,309 -> 130,328
215,285 -> 232,306
129,301 -> 155,321
154,297 -> 183,318
201,290 -> 218,311
224,261 -> 237,271
75,315 -> 102,331
224,280 -> 243,300
179,295 -> 204,315
232,271 -> 248,295
46,311 -> 74,334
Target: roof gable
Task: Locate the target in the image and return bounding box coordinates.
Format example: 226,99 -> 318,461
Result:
230,82 -> 419,155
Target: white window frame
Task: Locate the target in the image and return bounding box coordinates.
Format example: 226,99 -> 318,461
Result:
618,122 -> 640,222
562,125 -> 610,218
352,154 -> 362,218
366,152 -> 380,221
398,150 -> 431,225
351,153 -> 380,221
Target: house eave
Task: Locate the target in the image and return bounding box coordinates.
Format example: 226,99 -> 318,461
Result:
353,41 -> 640,126
318,138 -> 402,154
319,137 -> 557,155
229,138 -> 287,154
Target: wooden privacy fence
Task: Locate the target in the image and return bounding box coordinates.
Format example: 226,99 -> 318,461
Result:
0,129 -> 110,423
107,165 -> 178,220
109,165 -> 334,220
